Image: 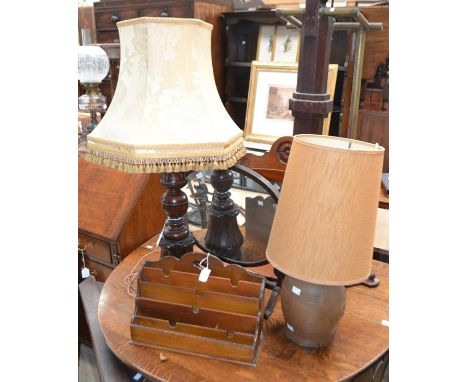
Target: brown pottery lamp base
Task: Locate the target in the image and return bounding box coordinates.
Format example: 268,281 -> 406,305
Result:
281,275 -> 345,348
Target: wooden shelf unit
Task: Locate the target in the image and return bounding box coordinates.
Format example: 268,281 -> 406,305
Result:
222,9 -> 347,133
130,252 -> 266,365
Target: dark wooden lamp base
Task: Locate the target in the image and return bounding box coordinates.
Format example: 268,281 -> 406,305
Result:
159,172 -> 195,258
204,169 -> 244,260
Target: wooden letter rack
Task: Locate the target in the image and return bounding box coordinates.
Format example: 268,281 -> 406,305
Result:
130,252 -> 266,365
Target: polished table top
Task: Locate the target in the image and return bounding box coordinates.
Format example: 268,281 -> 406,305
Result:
98,237 -> 389,382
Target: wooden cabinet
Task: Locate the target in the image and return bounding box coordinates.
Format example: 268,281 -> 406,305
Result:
93,0 -> 233,103
78,154 -> 166,282
223,10 -> 281,129
78,153 -> 166,345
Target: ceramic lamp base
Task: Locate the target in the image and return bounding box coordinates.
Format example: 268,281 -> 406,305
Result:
281,276 -> 346,348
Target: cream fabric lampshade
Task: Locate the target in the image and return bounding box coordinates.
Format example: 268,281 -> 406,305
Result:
86,17 -> 245,173
266,135 -> 384,286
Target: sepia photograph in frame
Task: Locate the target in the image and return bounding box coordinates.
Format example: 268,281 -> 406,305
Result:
256,25 -> 276,61
273,25 -> 301,63
244,62 -> 339,144
244,62 -> 298,144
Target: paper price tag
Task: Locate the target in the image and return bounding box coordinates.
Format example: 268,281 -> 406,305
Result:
291,285 -> 301,296
257,200 -> 264,206
156,232 -> 163,247
196,172 -> 204,180
81,267 -> 90,278
381,320 -> 389,327
198,267 -> 211,282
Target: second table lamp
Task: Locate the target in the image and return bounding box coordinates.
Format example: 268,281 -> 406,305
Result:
86,17 -> 246,258
266,134 -> 384,347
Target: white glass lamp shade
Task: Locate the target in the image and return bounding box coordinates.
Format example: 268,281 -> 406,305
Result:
86,17 -> 245,174
78,45 -> 110,84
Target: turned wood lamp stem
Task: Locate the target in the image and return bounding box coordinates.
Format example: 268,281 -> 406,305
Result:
204,169 -> 244,259
159,172 -> 195,258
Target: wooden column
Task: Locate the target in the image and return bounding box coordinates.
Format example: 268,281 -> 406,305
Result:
204,169 -> 244,260
159,172 -> 195,258
290,0 -> 334,135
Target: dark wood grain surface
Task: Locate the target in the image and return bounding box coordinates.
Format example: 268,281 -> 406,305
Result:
98,237 -> 388,382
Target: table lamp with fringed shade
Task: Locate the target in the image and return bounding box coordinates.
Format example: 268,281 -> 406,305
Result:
86,17 -> 246,258
266,134 -> 384,348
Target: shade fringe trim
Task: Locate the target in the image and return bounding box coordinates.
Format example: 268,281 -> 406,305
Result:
86,144 -> 246,174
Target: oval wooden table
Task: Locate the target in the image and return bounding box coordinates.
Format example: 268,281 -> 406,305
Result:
98,237 -> 389,382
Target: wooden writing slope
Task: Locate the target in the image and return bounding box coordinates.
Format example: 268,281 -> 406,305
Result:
130,252 -> 266,366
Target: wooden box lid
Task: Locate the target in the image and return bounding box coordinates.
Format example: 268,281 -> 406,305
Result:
78,154 -> 149,241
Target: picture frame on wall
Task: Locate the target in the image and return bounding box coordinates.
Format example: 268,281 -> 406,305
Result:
273,26 -> 300,63
244,62 -> 338,144
256,25 -> 276,61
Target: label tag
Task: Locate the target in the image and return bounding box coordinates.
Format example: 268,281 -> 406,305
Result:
156,232 -> 163,247
196,172 -> 204,180
291,285 -> 301,296
198,267 -> 211,283
381,320 -> 389,327
258,200 -> 264,206
81,267 -> 90,278
286,323 -> 294,332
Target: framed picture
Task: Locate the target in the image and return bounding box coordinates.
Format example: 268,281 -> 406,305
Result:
244,62 -> 298,144
256,25 -> 276,61
273,26 -> 300,63
244,62 -> 339,144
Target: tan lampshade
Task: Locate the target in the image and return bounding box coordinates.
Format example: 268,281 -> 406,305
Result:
266,135 -> 384,286
86,17 -> 245,173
